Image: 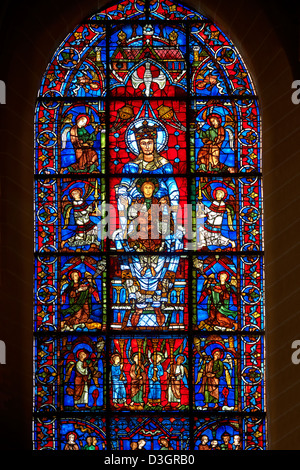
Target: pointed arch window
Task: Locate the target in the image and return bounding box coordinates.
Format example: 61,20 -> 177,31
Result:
33,0 -> 266,451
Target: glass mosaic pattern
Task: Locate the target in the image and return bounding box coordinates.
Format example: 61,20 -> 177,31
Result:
33,0 -> 266,450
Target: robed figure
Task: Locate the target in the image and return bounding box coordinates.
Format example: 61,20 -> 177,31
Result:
113,118 -> 184,329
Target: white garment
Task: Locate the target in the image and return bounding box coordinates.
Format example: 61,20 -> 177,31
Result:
198,200 -> 233,248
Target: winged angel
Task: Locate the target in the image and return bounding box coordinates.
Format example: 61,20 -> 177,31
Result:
193,258 -> 238,330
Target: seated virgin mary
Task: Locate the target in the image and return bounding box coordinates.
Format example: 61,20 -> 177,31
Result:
112,118 -> 185,329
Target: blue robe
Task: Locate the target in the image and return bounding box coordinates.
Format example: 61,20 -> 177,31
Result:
119,159 -> 179,214
113,153 -> 184,317
111,365 -> 127,403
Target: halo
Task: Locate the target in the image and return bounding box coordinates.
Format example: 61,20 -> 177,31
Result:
204,341 -> 225,358
125,117 -> 168,156
130,351 -> 145,363
201,104 -> 229,127
110,352 -> 122,364
174,354 -> 186,364
158,436 -> 169,445
90,81 -> 101,91
75,348 -> 90,360
73,342 -> 93,359
207,113 -> 222,126
69,186 -> 83,199
212,186 -> 228,200
211,347 -> 224,359
66,431 -> 78,441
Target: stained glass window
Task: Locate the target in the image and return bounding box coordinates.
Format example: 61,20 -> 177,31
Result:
33,0 -> 266,450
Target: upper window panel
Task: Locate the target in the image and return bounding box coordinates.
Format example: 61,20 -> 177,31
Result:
88,0 -> 148,21
190,23 -> 256,97
38,0 -> 257,101
88,0 -> 205,21
35,0 -> 261,179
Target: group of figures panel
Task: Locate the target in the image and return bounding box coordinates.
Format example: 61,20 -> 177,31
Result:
34,327 -> 266,450
35,252 -> 263,333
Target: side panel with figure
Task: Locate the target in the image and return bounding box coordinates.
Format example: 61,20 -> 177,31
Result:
196,177 -> 237,251
60,104 -> 105,174
60,178 -> 104,251
61,335 -> 106,411
193,101 -> 236,173
193,255 -> 239,331
110,336 -> 189,411
59,255 -> 106,332
193,335 -> 238,411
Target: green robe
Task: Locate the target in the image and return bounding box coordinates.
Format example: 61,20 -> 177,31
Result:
63,281 -> 93,317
